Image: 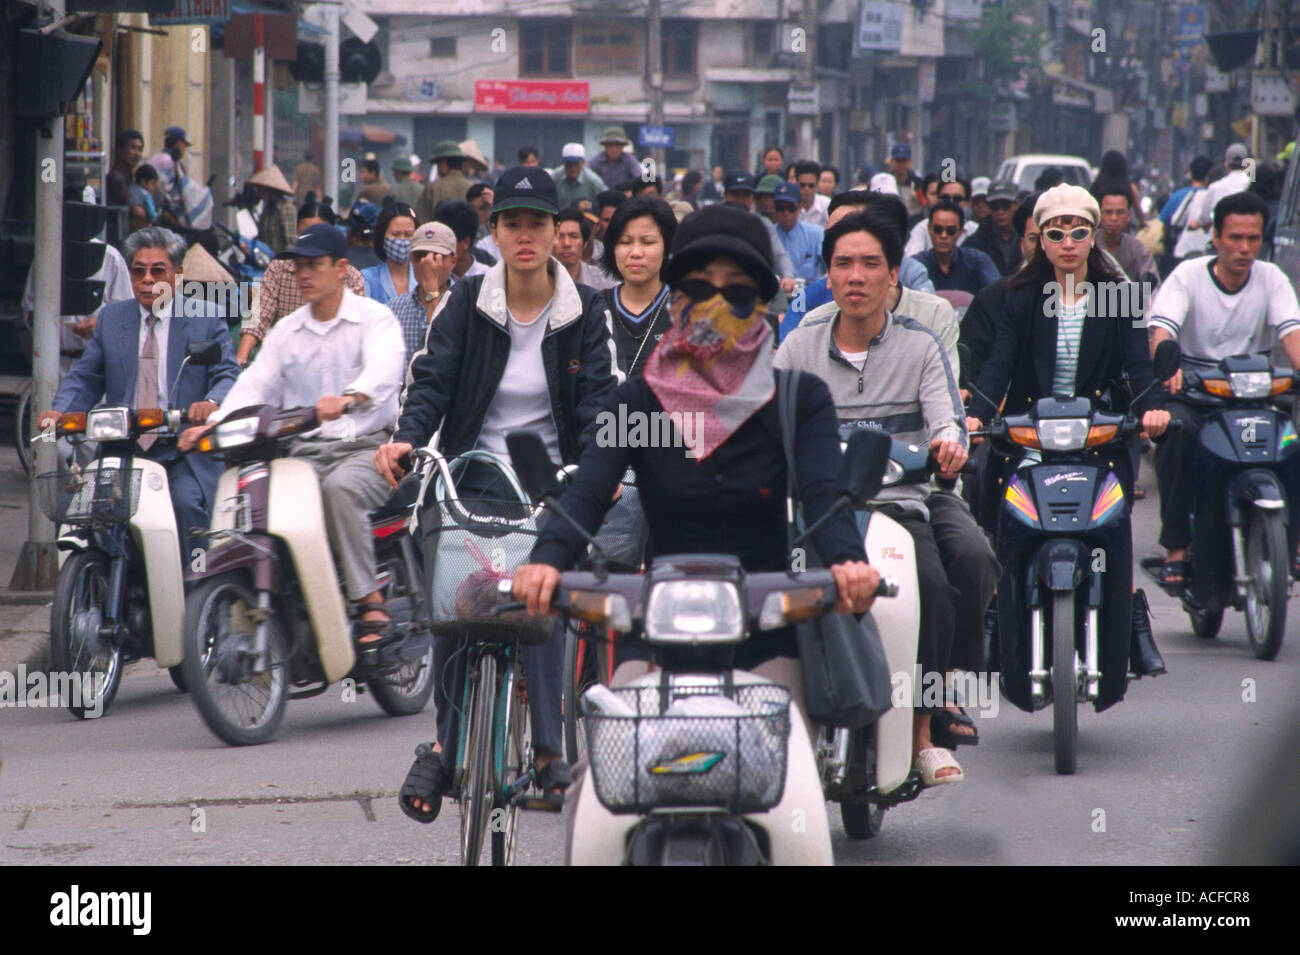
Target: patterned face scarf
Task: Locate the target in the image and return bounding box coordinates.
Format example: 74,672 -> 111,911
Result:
641,289 -> 775,461
383,236 -> 412,264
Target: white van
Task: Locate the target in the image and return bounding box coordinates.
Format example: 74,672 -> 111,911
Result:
995,154 -> 1094,192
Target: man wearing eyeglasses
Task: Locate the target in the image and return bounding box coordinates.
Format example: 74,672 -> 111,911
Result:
903,177 -> 978,257
963,179 -> 1023,276
38,226 -> 241,552
911,199 -> 1001,297
794,160 -> 830,228
772,181 -> 826,283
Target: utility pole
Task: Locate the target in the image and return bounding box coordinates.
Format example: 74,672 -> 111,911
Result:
647,0 -> 665,175
798,0 -> 816,159
14,0 -> 66,590
323,0 -> 340,206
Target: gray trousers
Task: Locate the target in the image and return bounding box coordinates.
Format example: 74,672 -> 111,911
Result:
927,489 -> 1000,673
289,431 -> 393,601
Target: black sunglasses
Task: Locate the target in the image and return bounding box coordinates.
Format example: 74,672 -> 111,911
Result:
774,202 -> 799,212
675,278 -> 760,309
930,224 -> 959,237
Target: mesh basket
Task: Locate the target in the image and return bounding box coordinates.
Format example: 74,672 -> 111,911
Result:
36,468 -> 141,527
583,682 -> 792,815
425,453 -> 550,645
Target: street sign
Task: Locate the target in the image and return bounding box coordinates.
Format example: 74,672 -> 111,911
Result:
856,1 -> 903,54
787,83 -> 819,116
474,80 -> 590,113
637,125 -> 675,149
299,81 -> 367,114
1251,72 -> 1296,116
341,6 -> 379,44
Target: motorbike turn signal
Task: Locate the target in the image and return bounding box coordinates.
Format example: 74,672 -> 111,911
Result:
57,413 -> 86,434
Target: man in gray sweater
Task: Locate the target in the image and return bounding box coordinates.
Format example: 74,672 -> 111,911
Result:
775,206 -> 999,756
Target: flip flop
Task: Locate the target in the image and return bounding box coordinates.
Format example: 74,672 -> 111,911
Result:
913,747 -> 964,786
932,707 -> 979,748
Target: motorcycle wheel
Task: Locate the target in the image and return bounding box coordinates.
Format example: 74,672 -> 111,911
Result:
492,672 -> 530,866
15,379 -> 33,478
50,550 -> 122,719
841,800 -> 885,839
1243,511 -> 1288,661
459,653 -> 496,866
168,665 -> 189,692
182,573 -> 289,746
1187,604 -> 1223,640
368,638 -> 435,716
1051,592 -> 1078,775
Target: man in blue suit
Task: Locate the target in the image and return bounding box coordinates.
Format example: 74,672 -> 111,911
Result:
38,227 -> 242,553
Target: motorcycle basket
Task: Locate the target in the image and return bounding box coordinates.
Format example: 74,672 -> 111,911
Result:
583,682 -> 792,815
37,468 -> 141,527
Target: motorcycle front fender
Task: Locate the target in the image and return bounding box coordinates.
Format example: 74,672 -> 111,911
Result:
1033,537 -> 1091,593
1226,468 -> 1289,524
121,457 -> 185,669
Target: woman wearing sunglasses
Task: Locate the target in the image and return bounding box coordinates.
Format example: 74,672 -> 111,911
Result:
511,203 -> 881,723
965,183 -> 1171,683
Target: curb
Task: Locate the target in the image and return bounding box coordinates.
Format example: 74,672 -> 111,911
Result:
0,592 -> 54,606
0,631 -> 50,676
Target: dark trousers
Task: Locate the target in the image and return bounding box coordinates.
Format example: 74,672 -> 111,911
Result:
928,490 -> 1000,673
146,446 -> 215,563
860,504 -> 954,712
1153,401 -> 1205,550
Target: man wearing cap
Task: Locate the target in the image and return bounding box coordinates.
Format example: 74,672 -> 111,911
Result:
888,143 -> 923,218
416,141 -> 473,222
968,177 -> 991,224
588,127 -> 641,191
721,169 -> 797,294
389,222 -> 458,369
146,126 -> 192,215
772,181 -> 825,282
755,174 -> 783,222
1186,143 -> 1253,235
963,179 -> 1023,276
389,154 -> 423,208
550,143 -> 608,208
356,158 -> 390,206
247,163 -> 299,255
181,221 -> 407,647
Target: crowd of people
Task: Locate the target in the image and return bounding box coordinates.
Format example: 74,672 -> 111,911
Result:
36,126 -> 1300,820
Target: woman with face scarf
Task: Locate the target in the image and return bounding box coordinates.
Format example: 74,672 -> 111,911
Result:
512,203 -> 881,713
361,201 -> 417,306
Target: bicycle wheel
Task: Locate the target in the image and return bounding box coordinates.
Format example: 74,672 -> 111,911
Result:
459,652 -> 496,866
492,664 -> 530,866
15,379 -> 33,477
50,550 -> 122,718
1243,511 -> 1288,660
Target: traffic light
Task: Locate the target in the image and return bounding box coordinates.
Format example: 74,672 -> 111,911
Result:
289,41 -> 325,83
340,38 -> 382,84
16,29 -> 102,119
62,202 -> 108,316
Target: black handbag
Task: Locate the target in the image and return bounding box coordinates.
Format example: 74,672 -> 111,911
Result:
778,370 -> 893,729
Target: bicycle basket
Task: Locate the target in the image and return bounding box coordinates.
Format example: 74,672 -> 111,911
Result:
37,468 -> 141,527
583,682 -> 792,814
426,451 -> 550,644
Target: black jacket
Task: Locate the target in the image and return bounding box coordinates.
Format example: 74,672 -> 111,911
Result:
958,280 -> 1008,385
963,217 -> 1022,276
601,285 -> 674,380
969,278 -> 1163,423
394,259 -> 623,463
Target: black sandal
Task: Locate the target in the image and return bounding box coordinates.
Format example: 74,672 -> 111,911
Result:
356,600 -> 397,650
399,743 -> 448,824
931,707 -> 979,748
534,757 -> 573,795
1154,559 -> 1188,593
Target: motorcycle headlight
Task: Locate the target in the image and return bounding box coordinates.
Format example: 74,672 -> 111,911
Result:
86,408 -> 131,441
644,580 -> 744,645
1036,418 -> 1090,452
1227,372 -> 1271,398
199,416 -> 260,452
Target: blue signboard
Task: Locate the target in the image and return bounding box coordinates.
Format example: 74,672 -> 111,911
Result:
638,125 -> 675,149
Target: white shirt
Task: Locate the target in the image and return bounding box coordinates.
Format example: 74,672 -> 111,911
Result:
449,258 -> 491,286
798,193 -> 830,229
903,217 -> 977,257
22,240 -> 133,355
475,233 -> 500,262
211,287 -> 405,439
1187,169 -> 1252,232
475,298 -> 561,464
1148,257 -> 1300,361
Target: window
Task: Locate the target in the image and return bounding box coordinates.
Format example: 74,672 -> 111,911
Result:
576,22 -> 640,74
754,22 -> 774,58
521,22 -> 571,77
429,36 -> 456,57
661,19 -> 696,78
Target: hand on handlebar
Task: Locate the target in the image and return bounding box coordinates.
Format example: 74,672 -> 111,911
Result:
512,563 -> 562,617
36,410 -> 61,434
965,416 -> 986,445
931,437 -> 967,479
374,441 -> 413,489
187,400 -> 218,425
1140,408 -> 1171,440
830,560 -> 879,615
178,423 -> 213,452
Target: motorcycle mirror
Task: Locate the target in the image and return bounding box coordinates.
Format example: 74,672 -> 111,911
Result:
186,338 -> 224,367
236,208 -> 258,241
506,430 -> 560,502
840,430 -> 892,506
1153,339 -> 1181,382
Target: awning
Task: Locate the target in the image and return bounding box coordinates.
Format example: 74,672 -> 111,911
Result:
1051,75 -> 1114,113
339,124 -> 408,146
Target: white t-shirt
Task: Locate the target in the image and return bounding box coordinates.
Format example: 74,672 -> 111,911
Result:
1148,257 -> 1300,361
476,298 -> 561,464
798,193 -> 830,229
1187,169 -> 1252,231
903,217 -> 976,257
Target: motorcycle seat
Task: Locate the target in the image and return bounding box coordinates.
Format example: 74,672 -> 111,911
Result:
369,475 -> 421,524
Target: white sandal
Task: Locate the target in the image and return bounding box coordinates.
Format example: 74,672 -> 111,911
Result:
913,747 -> 964,786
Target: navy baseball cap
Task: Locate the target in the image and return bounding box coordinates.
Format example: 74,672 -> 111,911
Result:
890,143 -> 912,160
165,126 -> 192,145
280,222 -> 348,259
773,181 -> 800,205
723,169 -> 756,193
492,166 -> 559,215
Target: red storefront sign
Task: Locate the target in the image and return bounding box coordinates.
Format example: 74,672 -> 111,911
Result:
474,80 -> 590,113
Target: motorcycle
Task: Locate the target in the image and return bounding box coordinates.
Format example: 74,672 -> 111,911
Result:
214,208 -> 272,288
1139,346 -> 1300,660
180,404 -> 435,745
501,428 -> 898,865
817,436 -> 926,838
37,339 -> 224,717
973,339 -> 1181,774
